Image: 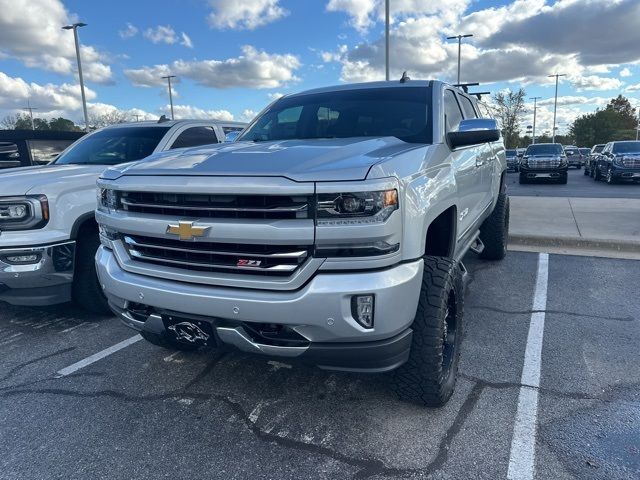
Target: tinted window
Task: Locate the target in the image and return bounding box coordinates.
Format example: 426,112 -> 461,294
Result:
525,144 -> 564,155
171,126 -> 219,149
564,148 -> 579,156
55,127 -> 170,166
27,139 -> 74,164
0,142 -> 21,168
458,95 -> 478,119
579,148 -> 590,155
506,150 -> 517,156
612,142 -> 640,154
239,87 -> 431,144
444,90 -> 463,132
222,126 -> 244,134
592,144 -> 604,153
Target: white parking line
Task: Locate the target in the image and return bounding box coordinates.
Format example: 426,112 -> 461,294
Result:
55,335 -> 142,377
507,253 -> 549,480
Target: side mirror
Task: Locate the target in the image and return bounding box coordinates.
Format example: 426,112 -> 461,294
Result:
447,118 -> 500,149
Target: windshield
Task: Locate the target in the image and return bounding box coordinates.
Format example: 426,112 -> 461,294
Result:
54,127 -> 170,166
564,148 -> 579,156
506,149 -> 517,156
525,144 -> 563,155
612,142 -> 640,154
593,144 -> 604,153
579,148 -> 590,155
238,87 -> 431,144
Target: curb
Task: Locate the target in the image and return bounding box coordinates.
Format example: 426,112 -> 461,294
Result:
508,234 -> 640,254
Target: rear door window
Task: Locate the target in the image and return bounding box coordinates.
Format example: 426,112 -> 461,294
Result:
457,95 -> 478,119
170,126 -> 220,149
444,90 -> 464,132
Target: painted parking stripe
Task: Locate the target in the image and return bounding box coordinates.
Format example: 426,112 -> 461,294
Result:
507,253 -> 549,480
55,335 -> 142,377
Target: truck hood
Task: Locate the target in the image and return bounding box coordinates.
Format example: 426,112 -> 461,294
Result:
116,137 -> 425,182
0,164 -> 108,196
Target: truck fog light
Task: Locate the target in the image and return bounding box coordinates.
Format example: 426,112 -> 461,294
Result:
4,254 -> 40,264
352,295 -> 374,328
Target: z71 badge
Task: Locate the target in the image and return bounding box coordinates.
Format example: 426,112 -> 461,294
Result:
237,259 -> 262,267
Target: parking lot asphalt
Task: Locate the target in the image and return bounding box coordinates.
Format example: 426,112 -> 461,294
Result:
1,251 -> 638,480
507,168 -> 640,199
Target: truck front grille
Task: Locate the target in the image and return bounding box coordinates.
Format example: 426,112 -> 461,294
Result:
527,159 -> 561,169
119,191 -> 311,220
622,157 -> 640,168
122,235 -> 309,276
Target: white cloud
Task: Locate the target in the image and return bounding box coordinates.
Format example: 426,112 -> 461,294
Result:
125,46 -> 301,89
326,0 -> 377,32
626,83 -> 640,92
620,67 -> 632,77
207,0 -> 288,30
267,92 -> 284,100
0,0 -> 113,84
180,32 -> 194,49
569,74 -> 622,92
144,25 -> 177,45
119,23 -> 138,39
168,104 -> 234,121
0,71 -> 96,112
239,109 -> 258,122
537,96 -> 609,107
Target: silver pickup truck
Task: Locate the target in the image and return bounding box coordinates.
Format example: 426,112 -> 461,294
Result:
95,80 -> 508,406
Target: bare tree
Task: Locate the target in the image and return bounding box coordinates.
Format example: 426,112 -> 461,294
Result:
88,110 -> 130,129
1,114 -> 17,129
492,88 -> 527,148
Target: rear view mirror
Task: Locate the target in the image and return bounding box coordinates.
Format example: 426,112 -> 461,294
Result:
448,118 -> 500,149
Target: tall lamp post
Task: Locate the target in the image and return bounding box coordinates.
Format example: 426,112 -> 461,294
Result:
530,96 -> 541,144
161,75 -> 176,120
446,34 -> 473,84
385,0 -> 390,81
547,73 -> 566,143
22,99 -> 38,130
62,22 -> 89,132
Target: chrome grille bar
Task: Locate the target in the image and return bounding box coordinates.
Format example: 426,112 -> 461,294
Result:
121,198 -> 308,213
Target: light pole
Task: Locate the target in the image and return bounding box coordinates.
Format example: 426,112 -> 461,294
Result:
62,22 -> 89,132
22,99 -> 38,130
447,34 -> 473,85
547,73 -> 566,143
385,0 -> 390,81
161,75 -> 176,120
530,96 -> 541,144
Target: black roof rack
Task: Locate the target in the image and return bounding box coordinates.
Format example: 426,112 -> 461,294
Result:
453,82 -> 479,93
469,91 -> 491,100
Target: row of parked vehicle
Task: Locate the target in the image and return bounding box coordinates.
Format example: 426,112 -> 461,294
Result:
0,79 -> 512,406
505,141 -> 640,185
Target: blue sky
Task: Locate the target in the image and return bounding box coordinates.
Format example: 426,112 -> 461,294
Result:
1,0 -> 639,134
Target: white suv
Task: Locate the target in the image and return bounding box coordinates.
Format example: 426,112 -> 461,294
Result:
0,119 -> 245,313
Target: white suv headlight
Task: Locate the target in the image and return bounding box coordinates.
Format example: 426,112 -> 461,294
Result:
0,195 -> 49,231
316,189 -> 398,226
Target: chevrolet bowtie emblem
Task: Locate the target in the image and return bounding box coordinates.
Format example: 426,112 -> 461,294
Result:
166,221 -> 209,241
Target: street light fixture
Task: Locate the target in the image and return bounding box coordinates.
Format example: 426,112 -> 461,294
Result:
22,98 -> 38,130
547,73 -> 566,143
62,22 -> 89,132
447,34 -> 473,85
529,96 -> 541,144
161,75 -> 176,120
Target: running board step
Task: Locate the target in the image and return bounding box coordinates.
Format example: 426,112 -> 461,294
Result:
469,237 -> 485,255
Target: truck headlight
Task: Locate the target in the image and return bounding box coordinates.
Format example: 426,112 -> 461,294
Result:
316,189 -> 398,225
613,156 -> 624,167
0,195 -> 49,231
97,187 -> 119,212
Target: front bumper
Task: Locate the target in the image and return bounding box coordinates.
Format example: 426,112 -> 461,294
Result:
0,241 -> 75,306
519,166 -> 568,178
611,167 -> 640,181
96,246 -> 423,371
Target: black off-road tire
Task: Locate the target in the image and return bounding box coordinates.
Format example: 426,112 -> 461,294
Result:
140,330 -> 200,351
594,167 -> 602,181
583,167 -> 589,176
391,256 -> 463,407
72,230 -> 111,314
558,173 -> 568,184
518,173 -> 528,184
606,168 -> 616,184
478,192 -> 509,260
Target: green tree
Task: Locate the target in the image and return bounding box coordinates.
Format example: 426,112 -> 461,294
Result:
49,117 -> 81,131
492,88 -> 527,148
14,113 -> 35,130
570,95 -> 638,145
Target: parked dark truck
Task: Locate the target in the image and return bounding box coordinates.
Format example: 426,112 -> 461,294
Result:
519,143 -> 568,184
95,80 -> 509,406
593,141 -> 640,183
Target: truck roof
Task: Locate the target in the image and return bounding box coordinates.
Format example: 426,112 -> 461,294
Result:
102,119 -> 247,130
285,80 -> 437,99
